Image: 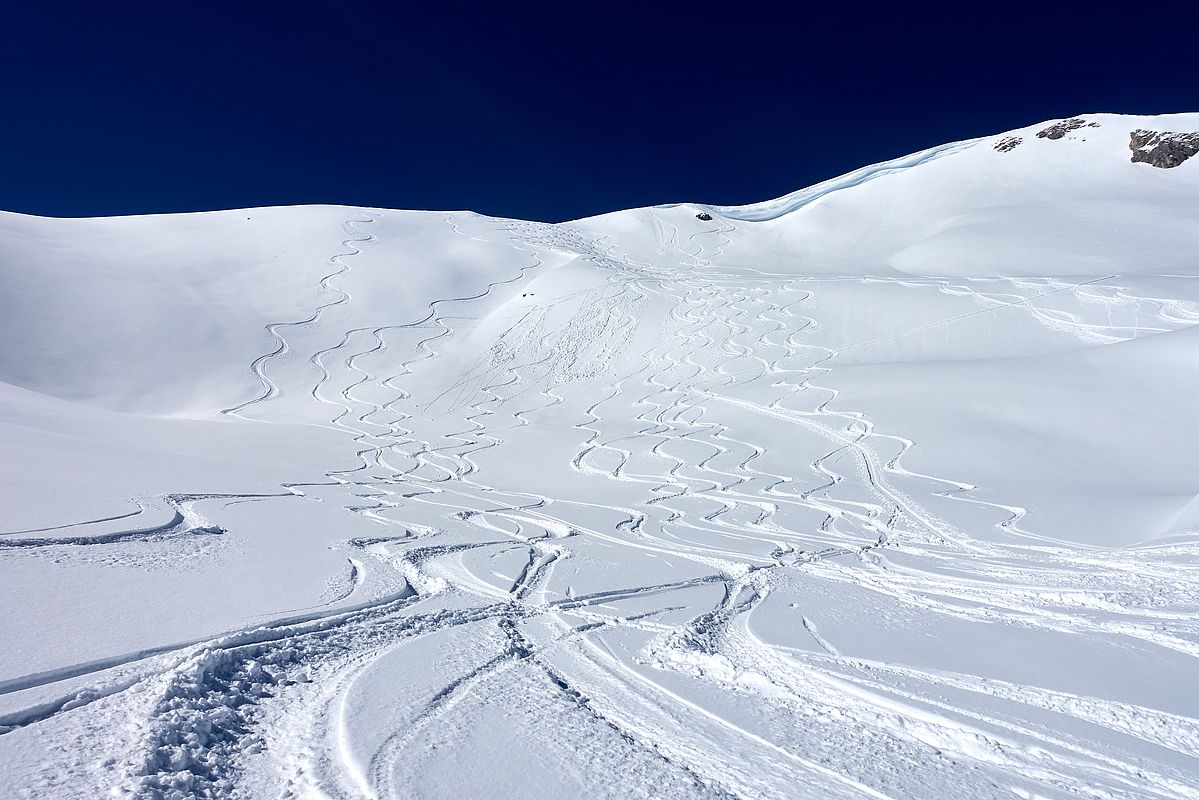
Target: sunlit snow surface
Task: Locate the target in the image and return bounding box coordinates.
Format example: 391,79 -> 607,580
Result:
3,113 -> 1199,799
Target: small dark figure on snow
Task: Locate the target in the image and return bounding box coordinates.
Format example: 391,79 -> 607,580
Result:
696,212 -> 713,221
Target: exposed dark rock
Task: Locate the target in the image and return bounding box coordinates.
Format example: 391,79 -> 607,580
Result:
1129,129 -> 1199,169
1130,130 -> 1156,150
993,136 -> 1022,153
696,212 -> 713,221
1036,118 -> 1096,140
1035,117 -> 1093,139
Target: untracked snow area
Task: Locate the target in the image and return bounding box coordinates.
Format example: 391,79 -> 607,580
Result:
2,113 -> 1199,799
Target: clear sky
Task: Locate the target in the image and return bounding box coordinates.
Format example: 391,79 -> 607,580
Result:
3,2 -> 1193,222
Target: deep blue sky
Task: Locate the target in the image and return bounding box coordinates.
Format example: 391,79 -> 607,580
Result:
2,2 -> 1193,222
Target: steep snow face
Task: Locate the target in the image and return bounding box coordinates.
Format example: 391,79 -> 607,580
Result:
2,114 -> 1199,800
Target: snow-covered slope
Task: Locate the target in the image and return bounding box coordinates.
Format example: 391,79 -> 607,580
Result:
2,113 -> 1199,799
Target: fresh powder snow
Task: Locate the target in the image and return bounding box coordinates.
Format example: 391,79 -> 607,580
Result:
2,112 -> 1198,799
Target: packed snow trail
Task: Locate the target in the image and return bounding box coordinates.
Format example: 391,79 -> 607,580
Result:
3,113 -> 1199,799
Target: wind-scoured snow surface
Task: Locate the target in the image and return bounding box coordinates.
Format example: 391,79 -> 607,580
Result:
2,113 -> 1199,800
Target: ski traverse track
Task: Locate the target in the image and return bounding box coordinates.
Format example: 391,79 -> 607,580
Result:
6,115 -> 1199,799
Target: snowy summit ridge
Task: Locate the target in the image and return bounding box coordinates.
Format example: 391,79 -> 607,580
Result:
2,113 -> 1199,799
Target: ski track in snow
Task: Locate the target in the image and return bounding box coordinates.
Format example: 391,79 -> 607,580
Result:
5,186 -> 1199,800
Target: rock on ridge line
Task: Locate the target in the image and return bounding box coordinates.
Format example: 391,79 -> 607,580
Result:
1036,118 -> 1100,140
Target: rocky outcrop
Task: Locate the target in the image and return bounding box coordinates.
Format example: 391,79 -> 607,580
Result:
1036,118 -> 1100,140
1129,129 -> 1199,169
695,212 -> 713,221
994,136 -> 1022,153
